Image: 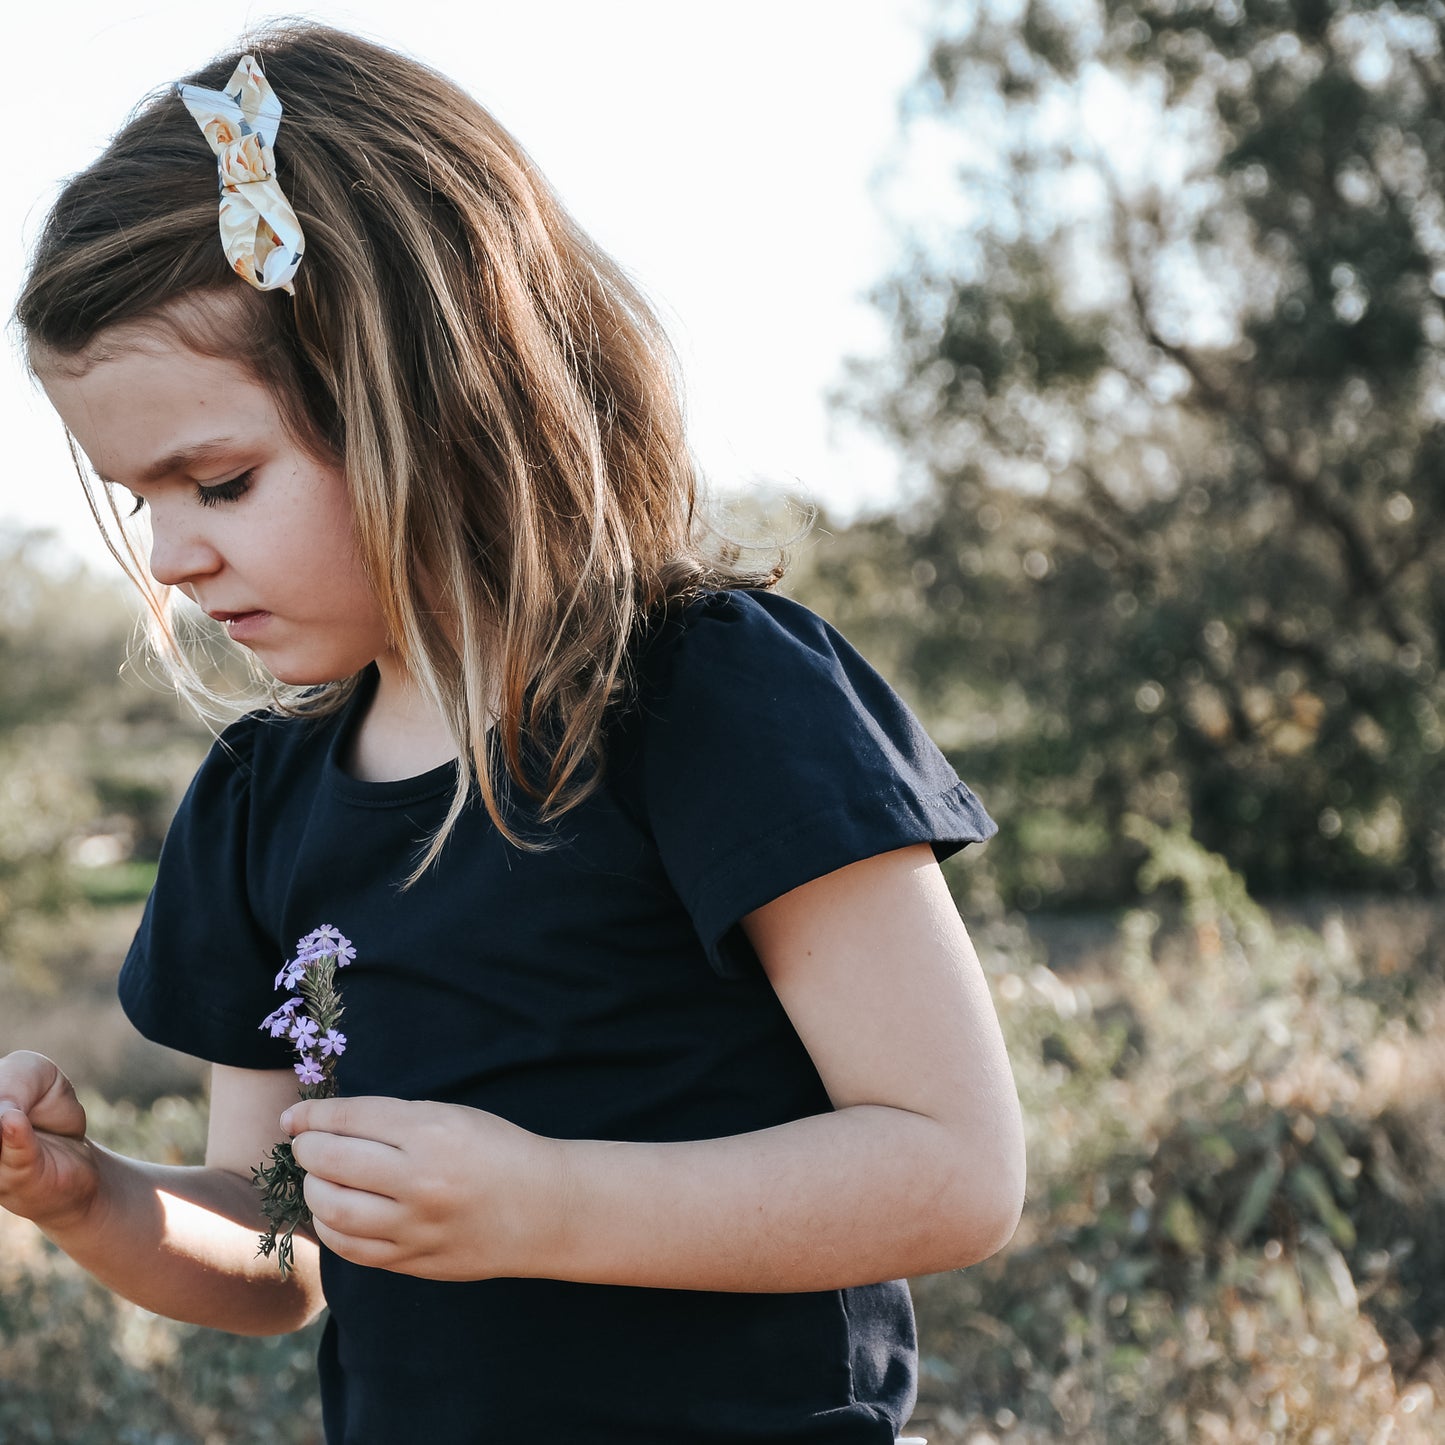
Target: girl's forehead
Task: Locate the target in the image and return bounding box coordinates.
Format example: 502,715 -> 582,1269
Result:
31,330 -> 181,383
42,339 -> 256,405
39,341 -> 275,481
29,288 -> 258,380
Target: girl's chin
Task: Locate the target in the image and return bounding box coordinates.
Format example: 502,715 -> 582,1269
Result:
249,652 -> 373,688
228,628 -> 385,686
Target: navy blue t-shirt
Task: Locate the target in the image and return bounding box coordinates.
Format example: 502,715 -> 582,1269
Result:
119,587 -> 998,1443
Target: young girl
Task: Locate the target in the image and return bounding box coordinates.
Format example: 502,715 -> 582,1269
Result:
1,23 -> 1024,1443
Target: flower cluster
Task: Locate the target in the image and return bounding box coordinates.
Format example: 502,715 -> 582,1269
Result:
261,923 -> 353,1093
253,925 -> 354,1276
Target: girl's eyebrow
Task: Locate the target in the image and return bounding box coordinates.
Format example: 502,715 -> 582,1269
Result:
98,437 -> 248,488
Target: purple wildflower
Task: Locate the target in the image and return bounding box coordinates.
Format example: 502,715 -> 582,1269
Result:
289,1015 -> 320,1050
256,923 -> 355,1278
297,924 -> 344,955
294,1056 -> 324,1086
260,998 -> 302,1037
274,958 -> 306,990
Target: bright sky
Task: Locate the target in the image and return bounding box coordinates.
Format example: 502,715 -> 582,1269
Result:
4,1 -> 933,574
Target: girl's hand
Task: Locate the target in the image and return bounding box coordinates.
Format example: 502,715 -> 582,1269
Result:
282,1096 -> 565,1281
0,1051 -> 101,1232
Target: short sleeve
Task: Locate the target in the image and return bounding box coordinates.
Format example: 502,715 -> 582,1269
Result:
118,716 -> 291,1069
635,589 -> 998,977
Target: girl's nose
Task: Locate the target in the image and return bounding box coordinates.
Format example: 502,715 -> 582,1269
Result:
147,511 -> 222,589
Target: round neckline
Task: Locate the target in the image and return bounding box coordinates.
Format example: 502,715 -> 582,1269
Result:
323,665 -> 460,807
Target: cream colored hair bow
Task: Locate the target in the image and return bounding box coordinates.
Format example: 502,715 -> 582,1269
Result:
178,55 -> 305,295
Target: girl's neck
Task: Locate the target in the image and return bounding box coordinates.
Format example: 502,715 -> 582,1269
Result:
343,656 -> 460,784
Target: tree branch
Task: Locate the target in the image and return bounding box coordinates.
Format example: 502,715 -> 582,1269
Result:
1100,169 -> 1429,656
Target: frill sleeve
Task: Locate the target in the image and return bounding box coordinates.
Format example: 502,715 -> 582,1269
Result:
118,715 -> 292,1068
634,588 -> 998,978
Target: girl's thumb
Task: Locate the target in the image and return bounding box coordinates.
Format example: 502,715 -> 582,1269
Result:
0,1107 -> 36,1162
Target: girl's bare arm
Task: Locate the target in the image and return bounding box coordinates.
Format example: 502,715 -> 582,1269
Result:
0,1057 -> 323,1334
284,843 -> 1026,1291
544,841 -> 1026,1288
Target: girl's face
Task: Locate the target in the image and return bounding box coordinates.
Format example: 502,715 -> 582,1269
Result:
38,325 -> 392,687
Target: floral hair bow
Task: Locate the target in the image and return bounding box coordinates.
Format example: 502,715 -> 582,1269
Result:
178,54 -> 305,295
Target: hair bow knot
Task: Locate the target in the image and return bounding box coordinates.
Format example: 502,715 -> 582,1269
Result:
178,55 -> 305,294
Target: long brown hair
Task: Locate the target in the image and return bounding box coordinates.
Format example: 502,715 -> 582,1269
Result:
17,22 -> 794,874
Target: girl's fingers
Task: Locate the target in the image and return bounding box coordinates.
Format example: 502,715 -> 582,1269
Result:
283,1095 -> 414,1143
0,1054 -> 85,1139
302,1171 -> 398,1242
0,1106 -> 98,1229
310,1214 -> 399,1269
0,1108 -> 36,1165
289,1130 -> 404,1196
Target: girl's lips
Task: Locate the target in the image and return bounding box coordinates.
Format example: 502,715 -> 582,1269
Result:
217,610 -> 271,642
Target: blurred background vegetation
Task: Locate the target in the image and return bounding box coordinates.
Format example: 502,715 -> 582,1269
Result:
3,0 -> 1444,1440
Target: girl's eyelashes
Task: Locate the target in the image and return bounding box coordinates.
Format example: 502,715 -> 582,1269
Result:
118,470 -> 256,516
193,469 -> 256,508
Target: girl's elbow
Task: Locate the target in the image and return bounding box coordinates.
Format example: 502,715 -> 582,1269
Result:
982,1157 -> 1027,1260
228,1293 -> 324,1337
243,1252 -> 326,1335
275,1286 -> 329,1336
943,1131 -> 1026,1268
964,1171 -> 1025,1266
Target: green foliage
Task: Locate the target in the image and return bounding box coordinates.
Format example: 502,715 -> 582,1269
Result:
910,820 -> 1444,1442
0,533 -> 133,732
822,0 -> 1445,908
74,861 -> 159,908
0,529 -> 212,986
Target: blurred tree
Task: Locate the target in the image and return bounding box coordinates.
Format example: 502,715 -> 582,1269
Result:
0,530 -> 209,979
0,532 -> 132,731
0,533 -> 123,966
810,0 -> 1445,907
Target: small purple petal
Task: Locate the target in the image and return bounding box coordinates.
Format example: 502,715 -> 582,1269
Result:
274,959 -> 306,990
260,998 -> 298,1025
319,1028 -> 347,1058
294,1056 -> 324,1086
260,997 -> 302,1036
289,1016 -> 320,1048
